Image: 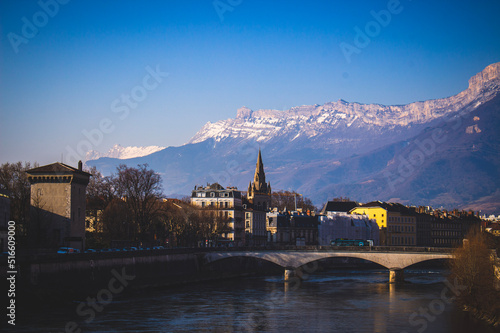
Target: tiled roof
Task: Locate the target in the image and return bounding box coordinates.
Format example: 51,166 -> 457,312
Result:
26,162 -> 90,176
359,201 -> 413,214
320,201 -> 358,214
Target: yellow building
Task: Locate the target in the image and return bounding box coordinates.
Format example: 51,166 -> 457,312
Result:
351,204 -> 388,229
351,201 -> 416,246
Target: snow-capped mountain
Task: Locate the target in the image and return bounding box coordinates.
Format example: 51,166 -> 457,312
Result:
86,144 -> 165,161
190,62 -> 500,146
88,62 -> 500,213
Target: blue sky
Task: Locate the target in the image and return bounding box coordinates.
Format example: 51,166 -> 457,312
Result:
1,0 -> 499,166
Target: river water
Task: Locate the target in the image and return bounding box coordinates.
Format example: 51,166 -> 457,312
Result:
9,268 -> 498,333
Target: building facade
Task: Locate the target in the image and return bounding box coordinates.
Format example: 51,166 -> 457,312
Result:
429,210 -> 480,247
267,210 -> 319,245
191,183 -> 244,245
351,201 -> 416,246
414,207 -> 434,247
26,162 -> 90,250
318,212 -> 380,246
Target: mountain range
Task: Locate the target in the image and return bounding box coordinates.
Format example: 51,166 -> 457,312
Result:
88,62 -> 500,214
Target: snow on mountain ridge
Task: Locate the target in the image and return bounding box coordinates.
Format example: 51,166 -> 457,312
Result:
189,63 -> 500,145
86,144 -> 166,161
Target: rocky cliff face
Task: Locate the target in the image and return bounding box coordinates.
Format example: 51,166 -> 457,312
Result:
189,62 -> 500,145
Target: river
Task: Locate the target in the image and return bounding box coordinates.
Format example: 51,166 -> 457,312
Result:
8,267 -> 498,333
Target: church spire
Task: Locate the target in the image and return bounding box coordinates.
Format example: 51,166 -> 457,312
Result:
247,149 -> 271,210
251,148 -> 270,194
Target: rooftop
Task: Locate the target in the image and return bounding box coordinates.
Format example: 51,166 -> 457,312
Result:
26,162 -> 91,177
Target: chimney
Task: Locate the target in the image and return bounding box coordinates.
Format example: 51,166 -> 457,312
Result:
78,160 -> 83,171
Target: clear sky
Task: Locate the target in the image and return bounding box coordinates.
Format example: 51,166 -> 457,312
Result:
1,0 -> 499,166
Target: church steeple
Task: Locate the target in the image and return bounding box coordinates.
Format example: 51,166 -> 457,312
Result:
249,149 -> 271,196
253,149 -> 267,192
247,149 -> 271,212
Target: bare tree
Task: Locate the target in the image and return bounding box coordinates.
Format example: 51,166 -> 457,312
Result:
101,198 -> 131,244
271,190 -> 316,212
157,200 -> 188,247
0,162 -> 37,246
85,166 -> 116,234
449,227 -> 500,320
0,162 -> 35,224
113,164 -> 163,242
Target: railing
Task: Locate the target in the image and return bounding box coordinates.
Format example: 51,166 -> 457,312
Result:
195,245 -> 455,253
7,245 -> 456,264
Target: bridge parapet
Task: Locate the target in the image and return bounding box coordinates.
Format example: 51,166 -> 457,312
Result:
203,249 -> 454,283
203,250 -> 453,269
203,245 -> 454,253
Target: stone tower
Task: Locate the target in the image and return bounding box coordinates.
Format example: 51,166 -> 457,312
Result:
247,149 -> 271,211
26,162 -> 90,250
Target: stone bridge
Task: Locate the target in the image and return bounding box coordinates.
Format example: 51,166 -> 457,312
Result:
203,248 -> 454,283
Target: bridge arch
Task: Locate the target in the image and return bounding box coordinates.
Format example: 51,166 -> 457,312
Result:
204,251 -> 453,270
203,250 -> 454,283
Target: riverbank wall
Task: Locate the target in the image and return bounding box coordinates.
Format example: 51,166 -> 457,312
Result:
6,250 -> 282,304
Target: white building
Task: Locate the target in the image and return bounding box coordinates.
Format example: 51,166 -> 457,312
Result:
318,212 -> 380,246
191,183 -> 244,245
